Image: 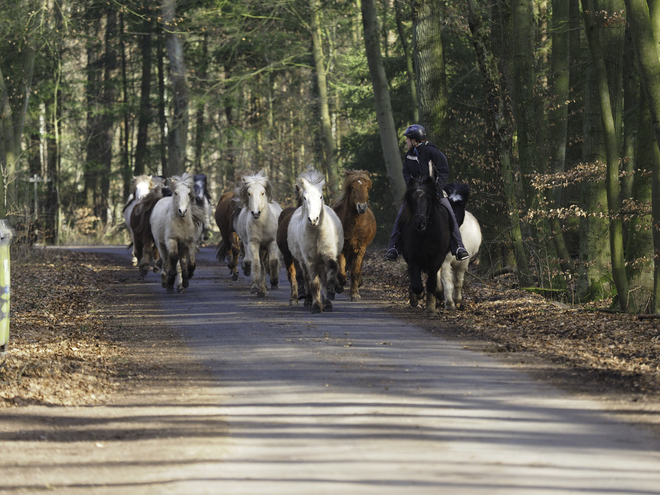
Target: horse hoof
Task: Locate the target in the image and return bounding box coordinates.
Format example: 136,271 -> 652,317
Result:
311,303 -> 323,314
166,286 -> 175,294
351,294 -> 361,302
335,285 -> 344,294
182,279 -> 189,288
250,287 -> 259,294
327,291 -> 335,301
178,286 -> 186,294
231,273 -> 239,281
271,284 -> 279,290
323,300 -> 333,311
289,298 -> 299,306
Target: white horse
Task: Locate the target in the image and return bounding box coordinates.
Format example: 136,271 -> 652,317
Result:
123,175 -> 154,265
233,171 -> 282,296
287,169 -> 344,313
436,183 -> 482,310
150,173 -> 202,293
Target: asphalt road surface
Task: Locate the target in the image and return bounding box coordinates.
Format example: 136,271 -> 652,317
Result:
2,246 -> 660,494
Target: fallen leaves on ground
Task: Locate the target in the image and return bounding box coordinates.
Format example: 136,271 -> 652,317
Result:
1,248 -> 130,407
360,250 -> 660,398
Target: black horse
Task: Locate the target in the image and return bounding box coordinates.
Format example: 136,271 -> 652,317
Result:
400,177 -> 451,313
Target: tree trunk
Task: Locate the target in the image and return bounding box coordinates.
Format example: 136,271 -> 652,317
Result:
623,0 -> 660,311
134,14 -> 153,177
309,0 -> 339,197
157,30 -> 167,176
162,0 -> 189,176
467,0 -> 533,287
412,0 -> 449,146
394,0 -> 419,123
194,33 -> 208,173
120,12 -> 131,204
547,0 -> 572,273
510,0 -> 539,207
84,18 -> 103,216
361,0 -> 406,202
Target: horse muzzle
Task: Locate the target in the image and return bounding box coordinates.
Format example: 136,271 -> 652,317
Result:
308,216 -> 320,227
356,203 -> 368,214
415,220 -> 427,232
252,211 -> 261,220
178,209 -> 187,217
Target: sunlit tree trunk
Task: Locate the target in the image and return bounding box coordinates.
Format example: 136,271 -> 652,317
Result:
361,0 -> 405,202
310,0 -> 339,197
412,0 -> 449,146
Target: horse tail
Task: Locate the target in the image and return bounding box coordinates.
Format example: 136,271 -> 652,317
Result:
216,241 -> 228,262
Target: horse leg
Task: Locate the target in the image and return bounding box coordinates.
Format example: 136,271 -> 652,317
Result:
309,267 -> 323,314
136,235 -> 149,280
286,256 -> 298,305
248,241 -> 265,296
268,243 -> 280,289
242,240 -> 253,277
409,264 -> 424,308
426,264 -> 440,315
335,253 -> 347,294
325,258 -> 338,303
166,239 -> 179,293
350,247 -> 367,301
454,263 -> 467,309
187,245 -> 197,281
299,263 -> 313,309
441,264 -> 456,311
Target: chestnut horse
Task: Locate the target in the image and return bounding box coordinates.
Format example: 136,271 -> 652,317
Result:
331,170 -> 376,301
215,190 -> 242,281
131,183 -> 169,280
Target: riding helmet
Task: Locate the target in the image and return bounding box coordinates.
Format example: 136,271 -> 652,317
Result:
403,124 -> 427,142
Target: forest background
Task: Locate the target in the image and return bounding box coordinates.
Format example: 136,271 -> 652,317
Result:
3,0 -> 660,315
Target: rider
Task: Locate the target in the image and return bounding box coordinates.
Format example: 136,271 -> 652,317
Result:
385,124 -> 470,262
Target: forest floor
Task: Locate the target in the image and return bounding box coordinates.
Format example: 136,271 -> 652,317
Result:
2,246 -> 660,409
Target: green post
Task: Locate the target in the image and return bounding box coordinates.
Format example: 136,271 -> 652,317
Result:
0,220 -> 14,355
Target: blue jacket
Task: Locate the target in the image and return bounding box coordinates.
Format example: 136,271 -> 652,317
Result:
402,141 -> 449,190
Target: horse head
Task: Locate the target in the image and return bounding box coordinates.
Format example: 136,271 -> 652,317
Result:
297,169 -> 326,227
239,171 -> 272,220
406,176 -> 437,232
344,170 -> 371,215
170,173 -> 195,218
132,175 -> 154,201
193,174 -> 212,205
444,182 -> 471,226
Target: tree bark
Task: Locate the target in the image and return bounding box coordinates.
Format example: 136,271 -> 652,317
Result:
547,0 -> 572,273
361,0 -> 406,202
510,0 -> 539,207
162,0 -> 189,176
467,0 -> 533,287
134,14 -> 153,177
412,0 -> 449,146
581,0 -> 629,311
394,0 -> 419,123
309,0 -> 339,197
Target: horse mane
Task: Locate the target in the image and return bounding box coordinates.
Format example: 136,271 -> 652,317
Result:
400,177 -> 440,225
296,168 -> 325,192
235,170 -> 273,207
191,203 -> 207,227
332,170 -> 371,210
169,172 -> 195,194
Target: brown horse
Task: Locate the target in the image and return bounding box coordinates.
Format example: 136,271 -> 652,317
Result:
277,202 -> 307,306
331,170 -> 377,301
131,185 -> 168,280
215,190 -> 242,280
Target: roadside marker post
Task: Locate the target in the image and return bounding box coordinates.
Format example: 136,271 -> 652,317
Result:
0,220 -> 15,355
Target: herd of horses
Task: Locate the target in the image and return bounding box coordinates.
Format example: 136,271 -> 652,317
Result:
122,168 -> 481,314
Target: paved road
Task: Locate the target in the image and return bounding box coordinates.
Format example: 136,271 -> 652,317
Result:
2,246 -> 660,494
